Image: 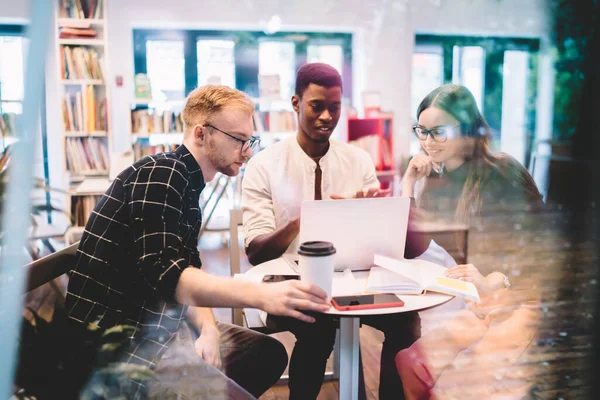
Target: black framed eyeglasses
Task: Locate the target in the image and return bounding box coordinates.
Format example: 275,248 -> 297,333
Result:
412,124 -> 461,143
203,123 -> 260,153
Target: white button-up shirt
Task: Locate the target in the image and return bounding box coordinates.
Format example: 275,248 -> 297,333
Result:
242,135 -> 380,255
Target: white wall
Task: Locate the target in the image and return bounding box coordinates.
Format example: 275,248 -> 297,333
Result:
106,0 -> 550,168
2,0 -> 552,182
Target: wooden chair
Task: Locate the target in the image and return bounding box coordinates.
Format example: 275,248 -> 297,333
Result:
26,241 -> 79,293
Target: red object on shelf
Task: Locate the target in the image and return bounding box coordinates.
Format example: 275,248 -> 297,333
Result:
347,115 -> 394,190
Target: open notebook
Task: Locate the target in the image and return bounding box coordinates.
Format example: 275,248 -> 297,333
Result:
366,254 -> 480,302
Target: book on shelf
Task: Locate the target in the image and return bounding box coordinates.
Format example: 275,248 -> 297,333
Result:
348,134 -> 393,170
61,46 -> 104,81
133,142 -> 178,161
0,113 -> 17,137
253,110 -> 296,133
62,87 -> 107,132
71,194 -> 101,227
366,254 -> 480,302
0,144 -> 12,173
65,137 -> 109,174
59,0 -> 103,20
131,108 -> 183,134
59,27 -> 97,39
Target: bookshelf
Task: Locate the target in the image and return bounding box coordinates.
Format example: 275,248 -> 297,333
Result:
347,115 -> 394,171
129,100 -> 184,161
251,99 -> 296,148
55,0 -> 111,230
348,115 -> 395,189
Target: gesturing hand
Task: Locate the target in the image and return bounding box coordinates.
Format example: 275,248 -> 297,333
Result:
194,325 -> 222,369
260,280 -> 331,323
330,187 -> 392,200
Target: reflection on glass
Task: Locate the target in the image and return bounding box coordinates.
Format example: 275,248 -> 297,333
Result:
307,43 -> 343,74
410,50 -> 443,155
452,45 -> 485,113
197,39 -> 236,88
258,41 -> 295,104
0,36 -> 24,114
146,40 -> 185,102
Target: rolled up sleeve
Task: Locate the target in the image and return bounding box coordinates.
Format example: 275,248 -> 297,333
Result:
241,158 -> 276,249
128,159 -> 191,301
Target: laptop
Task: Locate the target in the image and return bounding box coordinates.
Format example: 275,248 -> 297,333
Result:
299,197 -> 411,271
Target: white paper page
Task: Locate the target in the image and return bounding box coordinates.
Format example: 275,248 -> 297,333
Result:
415,239 -> 457,268
365,266 -> 422,293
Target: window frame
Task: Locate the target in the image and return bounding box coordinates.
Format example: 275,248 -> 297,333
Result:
133,29 -> 353,100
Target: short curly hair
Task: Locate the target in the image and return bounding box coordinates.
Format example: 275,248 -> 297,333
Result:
295,63 -> 343,97
182,85 -> 255,135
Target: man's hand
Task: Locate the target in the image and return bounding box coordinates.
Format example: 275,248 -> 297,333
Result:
259,280 -> 330,323
330,187 -> 392,200
194,324 -> 222,369
445,264 -> 492,294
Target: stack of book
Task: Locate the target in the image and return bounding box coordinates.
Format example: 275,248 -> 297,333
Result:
65,137 -> 109,174
61,46 -> 104,81
71,195 -> 101,226
253,110 -> 296,133
133,142 -> 178,161
62,86 -> 107,133
59,27 -> 97,39
131,109 -> 183,134
59,0 -> 103,19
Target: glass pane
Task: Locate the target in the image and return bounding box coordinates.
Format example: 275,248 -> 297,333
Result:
0,36 -> 24,113
307,43 -> 343,74
258,41 -> 295,103
500,50 -> 530,164
452,45 -> 485,113
197,39 -> 236,88
410,50 -> 443,155
146,40 -> 185,102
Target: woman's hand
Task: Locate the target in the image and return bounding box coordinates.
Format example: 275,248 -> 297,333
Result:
402,154 -> 440,197
445,264 -> 493,294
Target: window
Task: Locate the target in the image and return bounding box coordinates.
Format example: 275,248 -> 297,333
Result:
0,35 -> 25,115
133,29 -> 352,101
410,47 -> 444,155
452,46 -> 486,113
197,39 -> 235,88
146,40 -> 185,102
258,40 -> 295,102
307,42 -> 343,74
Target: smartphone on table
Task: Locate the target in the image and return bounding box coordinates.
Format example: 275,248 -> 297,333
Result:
330,293 -> 404,311
262,274 -> 300,283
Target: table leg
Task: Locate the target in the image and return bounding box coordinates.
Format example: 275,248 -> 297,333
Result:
339,317 -> 360,400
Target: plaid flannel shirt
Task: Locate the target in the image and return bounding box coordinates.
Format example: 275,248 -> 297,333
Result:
65,145 -> 205,373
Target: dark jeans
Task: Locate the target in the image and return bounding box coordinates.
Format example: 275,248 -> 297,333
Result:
268,311 -> 421,400
120,322 -> 288,399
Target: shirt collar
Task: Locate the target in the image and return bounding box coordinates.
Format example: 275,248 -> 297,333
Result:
291,136 -> 333,166
175,144 -> 205,192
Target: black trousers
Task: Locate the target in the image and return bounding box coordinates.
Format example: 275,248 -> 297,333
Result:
268,311 -> 421,400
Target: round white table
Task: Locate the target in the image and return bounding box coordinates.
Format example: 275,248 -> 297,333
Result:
243,258 -> 453,400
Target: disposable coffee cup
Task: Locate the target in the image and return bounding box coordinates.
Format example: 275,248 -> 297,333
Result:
297,241 -> 336,299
